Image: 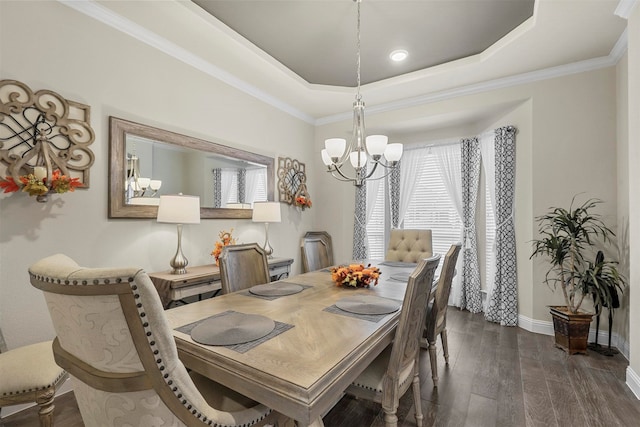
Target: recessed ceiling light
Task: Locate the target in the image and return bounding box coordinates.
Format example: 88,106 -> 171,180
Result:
389,50 -> 408,62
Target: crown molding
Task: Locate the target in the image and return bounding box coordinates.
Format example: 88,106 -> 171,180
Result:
615,0 -> 639,19
57,0 -> 316,125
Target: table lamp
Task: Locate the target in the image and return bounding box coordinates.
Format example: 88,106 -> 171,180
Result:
252,201 -> 281,257
157,194 -> 201,274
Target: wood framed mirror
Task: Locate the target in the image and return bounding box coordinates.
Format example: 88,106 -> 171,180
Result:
109,117 -> 274,219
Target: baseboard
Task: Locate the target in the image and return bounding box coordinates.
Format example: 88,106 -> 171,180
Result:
626,367 -> 640,399
517,314 -> 630,360
0,377 -> 73,419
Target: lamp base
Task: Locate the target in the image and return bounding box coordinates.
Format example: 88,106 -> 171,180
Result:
263,222 -> 274,258
170,224 -> 189,274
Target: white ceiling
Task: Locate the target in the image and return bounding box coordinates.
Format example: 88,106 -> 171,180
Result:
71,1 -> 629,128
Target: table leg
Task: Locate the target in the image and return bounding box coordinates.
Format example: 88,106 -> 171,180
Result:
294,417 -> 324,427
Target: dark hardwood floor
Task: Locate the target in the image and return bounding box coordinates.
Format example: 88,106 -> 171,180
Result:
3,309 -> 639,427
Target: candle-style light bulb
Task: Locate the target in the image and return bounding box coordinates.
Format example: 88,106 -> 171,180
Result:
33,166 -> 47,181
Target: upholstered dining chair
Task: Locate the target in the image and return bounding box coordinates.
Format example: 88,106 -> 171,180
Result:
0,330 -> 68,427
29,254 -> 288,427
300,231 -> 334,273
345,254 -> 441,427
385,229 -> 433,263
219,243 -> 271,294
421,243 -> 462,387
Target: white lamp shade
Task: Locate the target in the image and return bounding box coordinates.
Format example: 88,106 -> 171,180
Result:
384,143 -> 403,162
365,134 -> 388,156
349,150 -> 367,168
157,194 -> 201,224
321,149 -> 333,166
137,177 -> 151,189
325,138 -> 346,158
252,201 -> 281,223
150,179 -> 162,190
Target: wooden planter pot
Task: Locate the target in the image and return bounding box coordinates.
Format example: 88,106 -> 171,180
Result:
549,306 -> 594,355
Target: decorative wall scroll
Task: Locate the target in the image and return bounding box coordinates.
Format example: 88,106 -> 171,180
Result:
277,157 -> 311,210
0,80 -> 95,202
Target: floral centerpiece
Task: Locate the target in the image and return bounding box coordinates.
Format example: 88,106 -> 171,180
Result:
0,169 -> 82,201
211,228 -> 236,266
330,263 -> 381,288
294,195 -> 312,210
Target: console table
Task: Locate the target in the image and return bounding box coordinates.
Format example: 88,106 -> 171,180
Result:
149,257 -> 294,308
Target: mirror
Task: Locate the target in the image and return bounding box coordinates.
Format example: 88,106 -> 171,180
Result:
109,117 -> 274,219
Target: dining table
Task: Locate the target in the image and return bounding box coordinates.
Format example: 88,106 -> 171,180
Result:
166,260 -> 422,427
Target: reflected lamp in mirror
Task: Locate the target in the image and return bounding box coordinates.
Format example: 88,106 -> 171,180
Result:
157,194 -> 201,274
252,202 -> 281,258
126,153 -> 162,204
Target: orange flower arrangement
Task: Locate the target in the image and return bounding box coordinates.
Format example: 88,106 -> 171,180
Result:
294,195 -> 312,210
211,229 -> 237,266
330,263 -> 381,288
0,169 -> 82,197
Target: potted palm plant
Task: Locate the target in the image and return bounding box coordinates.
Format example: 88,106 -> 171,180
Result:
530,197 -> 625,354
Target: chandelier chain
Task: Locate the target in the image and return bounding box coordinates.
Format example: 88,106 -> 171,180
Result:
356,0 -> 361,100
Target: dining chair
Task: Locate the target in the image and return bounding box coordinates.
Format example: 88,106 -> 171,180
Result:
385,229 -> 433,263
29,253 -> 288,427
345,254 -> 441,427
421,243 -> 462,387
219,243 -> 271,294
300,231 -> 333,273
0,329 -> 68,427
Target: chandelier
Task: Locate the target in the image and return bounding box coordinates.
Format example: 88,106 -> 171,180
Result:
321,0 -> 403,187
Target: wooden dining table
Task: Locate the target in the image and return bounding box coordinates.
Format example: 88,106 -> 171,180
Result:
166,261 -> 418,427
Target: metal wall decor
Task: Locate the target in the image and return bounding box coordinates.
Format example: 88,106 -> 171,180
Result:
277,157 -> 311,209
0,80 -> 95,202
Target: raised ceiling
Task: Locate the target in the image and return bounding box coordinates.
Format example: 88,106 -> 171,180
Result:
192,0 -> 536,87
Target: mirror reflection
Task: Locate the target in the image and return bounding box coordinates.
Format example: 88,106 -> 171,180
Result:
109,117 -> 275,219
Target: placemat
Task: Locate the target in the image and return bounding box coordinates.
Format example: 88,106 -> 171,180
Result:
323,305 -> 392,323
176,311 -> 294,353
249,282 -> 303,297
378,261 -> 418,268
190,312 -> 275,346
241,283 -> 312,300
389,272 -> 412,282
335,295 -> 402,315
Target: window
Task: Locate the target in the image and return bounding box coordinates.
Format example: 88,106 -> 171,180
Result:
366,185 -> 386,259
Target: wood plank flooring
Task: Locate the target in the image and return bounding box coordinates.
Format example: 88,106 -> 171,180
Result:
3,309 -> 639,427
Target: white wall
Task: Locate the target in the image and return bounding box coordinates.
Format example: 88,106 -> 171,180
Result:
0,1 -> 315,348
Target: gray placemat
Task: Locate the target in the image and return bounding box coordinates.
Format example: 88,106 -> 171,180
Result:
176,311 -> 294,353
323,305 -> 391,323
240,283 -> 312,300
378,261 -> 418,268
335,295 -> 401,315
250,282 -> 303,297
389,272 -> 411,282
190,312 -> 275,346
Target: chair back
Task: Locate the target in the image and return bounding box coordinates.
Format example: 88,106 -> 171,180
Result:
425,243 -> 462,341
384,255 -> 440,406
385,229 -> 433,263
300,231 -> 333,272
29,254 -> 260,427
219,243 -> 270,294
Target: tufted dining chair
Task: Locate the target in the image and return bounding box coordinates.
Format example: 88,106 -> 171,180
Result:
421,243 -> 462,387
385,229 -> 433,263
0,330 -> 68,427
29,254 -> 288,427
219,243 -> 271,294
345,254 -> 441,427
300,231 -> 334,273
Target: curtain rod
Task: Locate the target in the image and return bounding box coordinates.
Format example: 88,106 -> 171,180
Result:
402,128 -> 497,152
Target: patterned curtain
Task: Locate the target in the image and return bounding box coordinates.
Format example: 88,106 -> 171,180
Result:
353,166 -> 368,261
485,126 -> 518,326
389,161 -> 401,228
458,137 -> 482,313
237,168 -> 246,204
213,168 -> 222,208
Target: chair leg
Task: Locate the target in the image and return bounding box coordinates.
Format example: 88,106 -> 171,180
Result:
428,340 -> 438,388
411,370 -> 423,427
383,409 -> 398,427
35,388 -> 56,427
441,329 -> 450,365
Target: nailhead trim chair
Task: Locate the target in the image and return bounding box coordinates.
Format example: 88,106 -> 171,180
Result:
300,231 -> 333,273
385,229 -> 433,263
345,255 -> 441,427
29,254 -> 288,427
421,243 -> 462,388
0,339 -> 68,426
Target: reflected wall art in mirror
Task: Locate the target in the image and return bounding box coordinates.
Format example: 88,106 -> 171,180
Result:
109,117 -> 274,219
